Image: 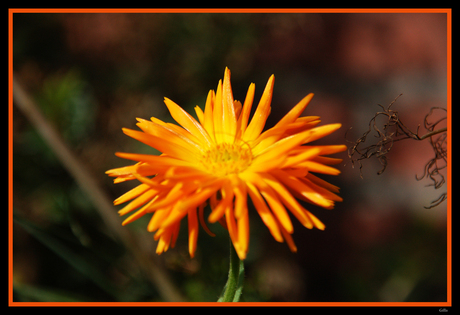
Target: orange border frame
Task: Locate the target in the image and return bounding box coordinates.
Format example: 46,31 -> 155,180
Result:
8,8 -> 452,307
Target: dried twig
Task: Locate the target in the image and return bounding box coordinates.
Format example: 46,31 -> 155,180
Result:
415,107 -> 447,209
347,95 -> 447,208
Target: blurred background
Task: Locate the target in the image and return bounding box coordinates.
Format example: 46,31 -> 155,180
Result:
12,11 -> 448,303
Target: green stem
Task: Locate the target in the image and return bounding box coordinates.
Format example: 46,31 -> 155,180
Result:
218,239 -> 244,302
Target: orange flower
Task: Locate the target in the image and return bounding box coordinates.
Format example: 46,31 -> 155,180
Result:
106,68 -> 346,260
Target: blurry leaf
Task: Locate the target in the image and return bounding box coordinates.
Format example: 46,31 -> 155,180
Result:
13,282 -> 89,302
36,70 -> 97,144
13,213 -> 120,301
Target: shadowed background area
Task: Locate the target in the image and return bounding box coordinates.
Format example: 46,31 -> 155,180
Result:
12,11 -> 448,302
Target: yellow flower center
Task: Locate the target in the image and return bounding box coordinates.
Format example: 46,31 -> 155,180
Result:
201,142 -> 253,176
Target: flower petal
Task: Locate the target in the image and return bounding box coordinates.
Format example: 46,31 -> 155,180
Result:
246,182 -> 284,243
303,123 -> 342,144
273,170 -> 335,209
164,97 -> 213,148
279,225 -> 297,253
121,128 -> 200,162
281,147 -> 322,169
208,180 -> 233,223
274,93 -> 314,128
222,67 -> 237,138
194,105 -> 205,125
122,197 -> 157,225
213,80 -> 224,143
136,118 -> 203,154
260,173 -> 314,229
301,144 -> 347,155
251,129 -> 312,164
247,172 -> 294,234
198,203 -> 215,237
148,207 -> 172,232
243,75 -> 274,142
299,160 -> 341,175
236,206 -> 249,259
118,188 -> 158,216
113,183 -> 150,206
188,207 -> 199,258
160,199 -> 190,229
203,90 -> 216,141
300,176 -> 343,203
230,175 -> 247,219
306,173 -> 340,193
237,83 -> 255,137
225,202 -> 246,259
115,152 -> 196,169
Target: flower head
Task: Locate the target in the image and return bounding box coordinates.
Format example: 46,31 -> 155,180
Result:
106,68 -> 346,260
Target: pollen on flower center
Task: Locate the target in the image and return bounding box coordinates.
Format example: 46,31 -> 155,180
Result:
201,142 -> 253,176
